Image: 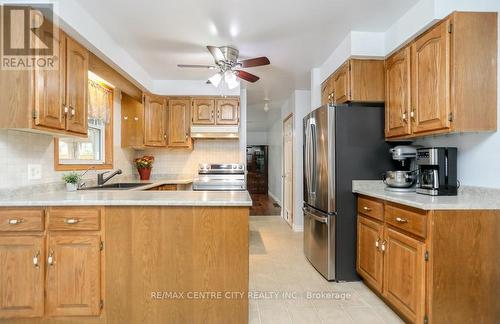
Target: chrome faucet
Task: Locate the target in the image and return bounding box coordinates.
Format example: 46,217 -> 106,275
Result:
97,169 -> 123,186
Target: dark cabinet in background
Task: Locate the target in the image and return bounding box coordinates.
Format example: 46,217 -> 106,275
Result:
246,145 -> 268,194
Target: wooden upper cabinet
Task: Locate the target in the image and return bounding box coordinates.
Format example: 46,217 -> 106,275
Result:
333,62 -> 350,103
192,99 -> 215,125
33,23 -> 65,131
144,95 -> 167,147
0,236 -> 45,318
411,20 -> 451,134
385,46 -> 412,138
384,12 -> 497,139
121,93 -> 144,148
215,99 -> 239,125
383,228 -> 425,324
168,98 -> 192,148
64,35 -> 89,135
357,216 -> 384,292
321,82 -> 329,106
46,235 -> 101,317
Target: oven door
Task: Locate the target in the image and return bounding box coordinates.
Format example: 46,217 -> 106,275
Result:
303,206 -> 335,280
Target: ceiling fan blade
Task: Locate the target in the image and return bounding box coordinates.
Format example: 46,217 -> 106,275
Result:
207,46 -> 225,63
235,70 -> 260,83
177,64 -> 216,69
239,57 -> 270,68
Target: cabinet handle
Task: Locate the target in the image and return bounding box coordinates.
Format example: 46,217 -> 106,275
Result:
375,239 -> 380,250
363,206 -> 372,212
410,109 -> 415,120
64,218 -> 80,224
71,107 -> 76,117
8,218 -> 24,225
380,240 -> 386,252
33,251 -> 40,268
134,117 -> 139,121
402,112 -> 407,122
64,106 -> 69,114
163,134 -> 167,139
395,217 -> 408,223
123,116 -> 129,120
47,250 -> 55,266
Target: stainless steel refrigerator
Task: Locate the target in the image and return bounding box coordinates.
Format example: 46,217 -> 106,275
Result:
303,104 -> 391,281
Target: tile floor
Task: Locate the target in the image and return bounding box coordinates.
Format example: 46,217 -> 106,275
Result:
249,216 -> 403,324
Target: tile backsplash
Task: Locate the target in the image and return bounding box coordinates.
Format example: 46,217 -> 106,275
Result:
137,139 -> 241,177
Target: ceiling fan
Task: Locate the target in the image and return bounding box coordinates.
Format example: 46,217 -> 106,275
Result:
177,46 -> 270,89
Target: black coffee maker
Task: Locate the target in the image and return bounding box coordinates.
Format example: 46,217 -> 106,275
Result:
416,147 -> 458,196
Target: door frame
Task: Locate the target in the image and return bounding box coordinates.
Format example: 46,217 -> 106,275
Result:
282,113 -> 294,226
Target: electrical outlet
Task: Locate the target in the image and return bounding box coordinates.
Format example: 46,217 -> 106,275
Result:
28,164 -> 42,180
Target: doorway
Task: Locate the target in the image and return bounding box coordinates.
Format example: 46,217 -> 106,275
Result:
282,114 -> 293,226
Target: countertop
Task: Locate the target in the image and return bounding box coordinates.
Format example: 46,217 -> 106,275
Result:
0,190 -> 252,207
352,180 -> 500,210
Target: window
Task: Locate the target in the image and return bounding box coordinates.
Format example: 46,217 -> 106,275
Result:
54,74 -> 114,171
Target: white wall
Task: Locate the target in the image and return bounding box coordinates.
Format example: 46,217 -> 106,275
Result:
247,132 -> 268,145
267,121 -> 282,204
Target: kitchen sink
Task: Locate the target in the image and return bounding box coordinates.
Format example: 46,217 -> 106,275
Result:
79,183 -> 152,190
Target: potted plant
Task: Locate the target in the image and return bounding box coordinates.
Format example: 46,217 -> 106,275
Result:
62,172 -> 81,192
134,155 -> 155,180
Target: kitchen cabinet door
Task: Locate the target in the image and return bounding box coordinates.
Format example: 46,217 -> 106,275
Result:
321,82 -> 329,106
65,35 -> 89,135
168,99 -> 191,148
192,99 -> 215,125
383,228 -> 425,323
0,236 -> 44,318
144,95 -> 167,147
333,61 -> 350,103
33,24 -> 65,131
357,216 -> 384,292
411,20 -> 451,134
215,99 -> 239,125
121,93 -> 144,147
46,235 -> 101,317
385,46 -> 412,138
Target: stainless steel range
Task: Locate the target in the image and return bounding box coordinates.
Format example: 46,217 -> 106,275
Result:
192,164 -> 246,191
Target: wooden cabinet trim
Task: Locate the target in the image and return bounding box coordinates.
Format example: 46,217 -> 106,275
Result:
357,215 -> 384,292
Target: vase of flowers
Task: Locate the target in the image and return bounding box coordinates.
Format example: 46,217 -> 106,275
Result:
62,172 -> 81,192
134,155 -> 155,180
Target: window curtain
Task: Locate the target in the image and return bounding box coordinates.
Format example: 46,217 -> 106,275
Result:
88,79 -> 112,124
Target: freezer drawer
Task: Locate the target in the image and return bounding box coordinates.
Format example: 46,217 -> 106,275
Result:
303,206 -> 336,280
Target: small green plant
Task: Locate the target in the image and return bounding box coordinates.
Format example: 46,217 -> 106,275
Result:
62,172 -> 81,184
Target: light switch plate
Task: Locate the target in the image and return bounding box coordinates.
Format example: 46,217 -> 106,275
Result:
28,164 -> 42,180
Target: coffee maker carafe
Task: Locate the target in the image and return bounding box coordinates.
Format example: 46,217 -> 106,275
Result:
416,147 -> 458,196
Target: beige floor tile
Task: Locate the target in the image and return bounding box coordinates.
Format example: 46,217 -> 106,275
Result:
259,303 -> 292,324
287,305 -> 321,324
343,306 -> 386,324
315,305 -> 354,324
249,216 -> 402,324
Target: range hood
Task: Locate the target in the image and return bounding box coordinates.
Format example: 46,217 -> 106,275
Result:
190,126 -> 239,139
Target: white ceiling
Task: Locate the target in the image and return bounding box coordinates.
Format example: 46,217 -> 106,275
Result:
75,0 -> 417,131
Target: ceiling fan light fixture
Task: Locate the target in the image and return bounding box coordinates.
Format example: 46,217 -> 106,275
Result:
209,73 -> 222,87
263,103 -> 269,112
224,70 -> 239,89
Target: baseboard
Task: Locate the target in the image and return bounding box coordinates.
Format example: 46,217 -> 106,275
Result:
267,191 -> 281,206
292,224 -> 304,232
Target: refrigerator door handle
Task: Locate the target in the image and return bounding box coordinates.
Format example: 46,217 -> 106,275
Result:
310,122 -> 318,196
303,207 -> 328,223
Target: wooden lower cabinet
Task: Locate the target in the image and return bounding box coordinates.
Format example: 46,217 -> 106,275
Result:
356,216 -> 383,291
383,228 -> 426,323
46,234 -> 101,317
0,236 -> 45,318
356,196 -> 500,323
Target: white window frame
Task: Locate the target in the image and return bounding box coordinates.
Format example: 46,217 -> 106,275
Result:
59,119 -> 106,165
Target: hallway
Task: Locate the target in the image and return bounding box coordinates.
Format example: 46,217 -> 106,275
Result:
249,216 -> 403,324
250,194 -> 282,216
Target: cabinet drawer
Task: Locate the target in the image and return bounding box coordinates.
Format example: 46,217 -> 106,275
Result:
385,204 -> 427,239
0,208 -> 44,232
357,197 -> 384,221
48,207 -> 101,231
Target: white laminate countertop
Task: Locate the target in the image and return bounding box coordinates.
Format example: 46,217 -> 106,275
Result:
0,190 -> 253,207
352,180 -> 500,210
